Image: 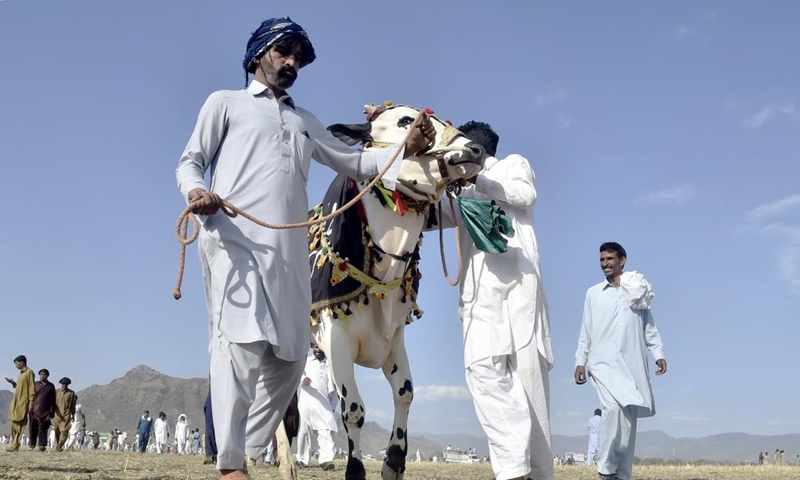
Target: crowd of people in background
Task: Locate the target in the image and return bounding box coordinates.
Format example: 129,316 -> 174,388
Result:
759,449 -> 799,466
133,410 -> 204,455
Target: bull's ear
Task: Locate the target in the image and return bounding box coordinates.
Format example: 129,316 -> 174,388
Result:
327,123 -> 373,146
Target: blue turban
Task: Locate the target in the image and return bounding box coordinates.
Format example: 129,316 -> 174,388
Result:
243,16 -> 316,74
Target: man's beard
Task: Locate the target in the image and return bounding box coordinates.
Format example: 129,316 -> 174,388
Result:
269,67 -> 297,89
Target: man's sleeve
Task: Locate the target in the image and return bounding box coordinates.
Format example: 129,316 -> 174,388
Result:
25,372 -> 35,405
575,292 -> 592,367
474,154 -> 537,208
642,309 -> 666,360
308,115 -> 402,189
176,92 -> 228,201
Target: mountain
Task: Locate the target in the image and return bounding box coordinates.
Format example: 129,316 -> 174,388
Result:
629,430 -> 800,463
552,430 -> 800,463
78,365 -> 208,433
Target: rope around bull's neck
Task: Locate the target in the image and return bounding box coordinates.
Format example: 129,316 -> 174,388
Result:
172,112 -> 423,300
438,195 -> 463,287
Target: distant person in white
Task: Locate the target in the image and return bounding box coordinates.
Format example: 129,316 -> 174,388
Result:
416,448 -> 421,463
574,242 -> 667,480
154,412 -> 170,454
175,414 -> 189,454
586,409 -> 602,465
443,121 -> 554,480
296,342 -> 338,471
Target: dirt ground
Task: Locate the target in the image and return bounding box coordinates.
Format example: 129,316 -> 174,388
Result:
1,450 -> 800,480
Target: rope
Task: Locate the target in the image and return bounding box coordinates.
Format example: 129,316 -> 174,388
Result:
438,194 -> 463,287
172,112 -> 425,300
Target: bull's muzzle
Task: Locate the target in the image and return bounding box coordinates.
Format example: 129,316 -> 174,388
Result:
447,142 -> 486,168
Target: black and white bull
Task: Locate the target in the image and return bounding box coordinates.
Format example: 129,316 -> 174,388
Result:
304,103 -> 485,480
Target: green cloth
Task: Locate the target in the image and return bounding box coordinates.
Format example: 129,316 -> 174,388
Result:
456,197 -> 515,254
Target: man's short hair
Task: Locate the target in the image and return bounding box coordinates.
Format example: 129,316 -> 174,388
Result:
594,408 -> 602,416
13,355 -> 26,364
59,377 -> 72,385
38,369 -> 49,376
457,121 -> 499,157
144,410 -> 149,415
599,242 -> 627,259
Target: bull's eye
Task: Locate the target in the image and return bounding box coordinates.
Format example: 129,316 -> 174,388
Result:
397,116 -> 415,128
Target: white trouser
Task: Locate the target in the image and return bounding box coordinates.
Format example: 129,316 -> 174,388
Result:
265,438 -> 275,462
296,416 -> 312,465
177,437 -> 187,454
297,417 -> 335,465
465,339 -> 553,480
593,377 -> 638,480
587,436 -> 599,465
210,338 -> 304,470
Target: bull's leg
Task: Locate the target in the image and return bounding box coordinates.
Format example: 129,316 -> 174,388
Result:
326,326 -> 367,480
274,420 -> 297,480
380,331 -> 412,480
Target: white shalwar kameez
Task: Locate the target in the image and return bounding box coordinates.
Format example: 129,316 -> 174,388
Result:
575,274 -> 665,480
453,155 -> 554,480
586,414 -> 600,465
296,355 -> 338,465
175,414 -> 189,454
176,80 -> 399,471
154,418 -> 170,454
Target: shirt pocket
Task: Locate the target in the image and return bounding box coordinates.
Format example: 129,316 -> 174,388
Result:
293,131 -> 313,182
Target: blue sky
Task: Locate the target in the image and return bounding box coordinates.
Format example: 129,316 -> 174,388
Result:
2,1 -> 799,443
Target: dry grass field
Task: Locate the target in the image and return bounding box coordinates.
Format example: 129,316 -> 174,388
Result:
2,450 -> 800,480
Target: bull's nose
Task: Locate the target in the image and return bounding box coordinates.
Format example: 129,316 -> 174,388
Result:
465,142 -> 485,162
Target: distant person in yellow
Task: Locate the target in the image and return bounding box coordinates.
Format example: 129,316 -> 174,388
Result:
54,377 -> 78,451
4,355 -> 35,452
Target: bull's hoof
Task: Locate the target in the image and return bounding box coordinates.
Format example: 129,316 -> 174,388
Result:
381,445 -> 406,480
381,461 -> 405,480
345,457 -> 366,480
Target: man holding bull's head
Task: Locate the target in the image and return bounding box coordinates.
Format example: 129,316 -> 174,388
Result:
449,121 -> 555,480
175,17 -> 435,479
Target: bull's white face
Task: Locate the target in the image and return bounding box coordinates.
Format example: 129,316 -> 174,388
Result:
364,105 -> 485,202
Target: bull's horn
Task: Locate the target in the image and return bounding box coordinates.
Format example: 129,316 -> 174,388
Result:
364,104 -> 380,116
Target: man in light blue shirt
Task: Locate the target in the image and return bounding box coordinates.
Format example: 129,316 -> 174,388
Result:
574,242 -> 667,480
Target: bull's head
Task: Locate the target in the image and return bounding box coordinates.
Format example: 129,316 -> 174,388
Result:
328,103 -> 486,203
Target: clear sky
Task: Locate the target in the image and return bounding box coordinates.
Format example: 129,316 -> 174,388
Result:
2,1 -> 799,441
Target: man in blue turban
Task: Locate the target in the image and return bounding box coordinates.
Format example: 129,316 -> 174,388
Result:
243,17 -> 316,78
176,16 -> 435,480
